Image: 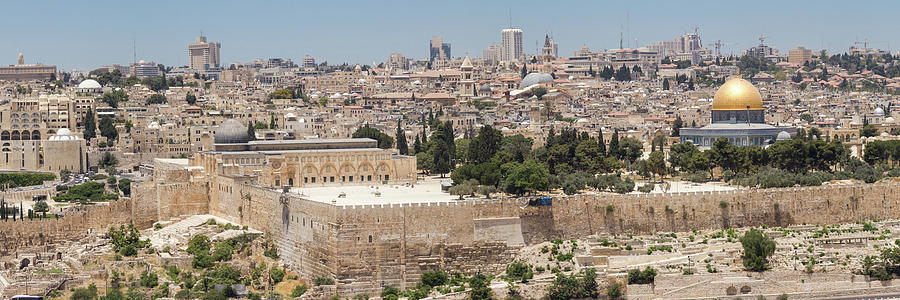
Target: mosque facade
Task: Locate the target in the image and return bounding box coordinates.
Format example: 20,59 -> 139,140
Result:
192,119 -> 417,189
679,78 -> 796,147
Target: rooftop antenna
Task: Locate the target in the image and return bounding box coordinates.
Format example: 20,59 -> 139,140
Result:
619,32 -> 623,50
508,8 -> 512,28
133,39 -> 137,76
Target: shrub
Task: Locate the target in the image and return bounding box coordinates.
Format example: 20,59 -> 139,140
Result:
627,267 -> 657,284
740,228 -> 776,271
140,271 -> 159,288
291,284 -> 308,297
637,183 -> 655,193
269,267 -> 285,284
505,261 -> 533,283
314,276 -> 335,286
606,282 -> 623,299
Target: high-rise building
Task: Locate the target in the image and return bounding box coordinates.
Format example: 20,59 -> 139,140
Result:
188,35 -> 221,70
788,47 -> 813,65
132,60 -> 161,78
302,55 -> 316,69
482,44 -> 502,64
387,53 -> 410,70
429,37 -> 451,62
647,33 -> 709,63
501,28 -> 524,62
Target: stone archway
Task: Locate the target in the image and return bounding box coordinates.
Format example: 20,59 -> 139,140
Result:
740,285 -> 751,294
726,286 -> 737,295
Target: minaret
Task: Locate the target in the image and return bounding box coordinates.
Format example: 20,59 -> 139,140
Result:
17,53 -> 24,65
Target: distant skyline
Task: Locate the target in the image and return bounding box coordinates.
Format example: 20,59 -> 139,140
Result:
3,0 -> 899,71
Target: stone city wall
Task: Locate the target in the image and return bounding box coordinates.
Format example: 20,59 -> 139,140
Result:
0,198 -> 141,256
549,183 -> 900,237
209,182 -> 900,295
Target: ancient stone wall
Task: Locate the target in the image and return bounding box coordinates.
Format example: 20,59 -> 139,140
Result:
0,199 -> 143,256
547,183 -> 900,237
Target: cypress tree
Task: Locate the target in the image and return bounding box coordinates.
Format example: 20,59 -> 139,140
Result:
396,121 -> 409,155
413,135 -> 421,154
83,109 -> 96,140
598,128 -> 606,156
608,129 -> 620,159
247,121 -> 256,141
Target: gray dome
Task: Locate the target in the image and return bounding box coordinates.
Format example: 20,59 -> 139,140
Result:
874,107 -> 885,115
479,84 -> 492,93
215,119 -> 249,144
521,72 -> 553,88
776,131 -> 791,141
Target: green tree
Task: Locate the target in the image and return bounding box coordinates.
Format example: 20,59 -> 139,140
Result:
501,159 -> 550,195
614,66 -> 632,81
648,150 -> 667,182
395,121 -> 409,155
146,94 -> 167,105
574,139 -> 602,173
861,124 -> 879,137
118,179 -> 132,197
663,78 -> 670,90
99,116 -> 118,141
671,116 -> 683,137
84,109 -> 96,140
33,200 -> 49,217
468,274 -> 493,300
247,121 -> 256,141
352,124 -> 394,149
740,228 -> 776,271
469,125 -> 503,164
618,137 -> 644,163
608,129 -> 620,159
100,90 -> 128,108
269,88 -> 295,99
448,179 -> 478,200
185,93 -> 197,105
532,86 -> 548,99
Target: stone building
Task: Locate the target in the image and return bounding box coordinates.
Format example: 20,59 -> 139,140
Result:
679,77 -> 796,147
192,119 -> 416,188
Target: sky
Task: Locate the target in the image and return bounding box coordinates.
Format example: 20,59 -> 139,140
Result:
2,0 -> 898,71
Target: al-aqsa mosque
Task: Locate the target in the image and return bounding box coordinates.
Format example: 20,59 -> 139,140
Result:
679,77 -> 796,147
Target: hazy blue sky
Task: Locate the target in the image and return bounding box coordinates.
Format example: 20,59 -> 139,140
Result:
2,0 -> 897,71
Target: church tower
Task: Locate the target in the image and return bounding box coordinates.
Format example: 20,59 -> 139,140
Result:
459,56 -> 475,99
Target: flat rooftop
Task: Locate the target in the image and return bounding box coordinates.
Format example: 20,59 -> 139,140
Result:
291,178 -> 456,206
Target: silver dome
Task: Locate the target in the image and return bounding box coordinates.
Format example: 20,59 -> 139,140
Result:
215,119 -> 249,144
520,72 -> 553,88
776,131 -> 791,141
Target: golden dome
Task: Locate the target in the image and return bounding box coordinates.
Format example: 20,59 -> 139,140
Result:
711,78 -> 763,111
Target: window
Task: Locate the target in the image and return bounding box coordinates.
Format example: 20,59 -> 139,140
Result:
304,177 -> 308,183
275,180 -> 280,186
330,176 -> 335,182
311,177 -> 316,183
349,176 -> 353,182
384,175 -> 389,181
367,175 -> 372,181
289,178 -> 294,186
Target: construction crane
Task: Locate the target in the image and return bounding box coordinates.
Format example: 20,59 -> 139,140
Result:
758,35 -> 768,46
853,38 -> 869,50
707,40 -> 737,59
